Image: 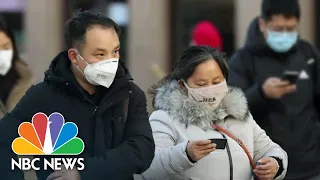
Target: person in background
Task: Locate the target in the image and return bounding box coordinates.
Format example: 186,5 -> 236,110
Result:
149,21 -> 225,82
0,16 -> 33,119
0,11 -> 154,180
191,20 -> 223,51
140,46 -> 287,180
228,0 -> 320,179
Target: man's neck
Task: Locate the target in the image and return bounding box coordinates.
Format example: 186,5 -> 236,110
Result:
70,65 -> 96,95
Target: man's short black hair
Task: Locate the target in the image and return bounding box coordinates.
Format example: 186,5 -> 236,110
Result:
261,0 -> 300,21
64,10 -> 121,49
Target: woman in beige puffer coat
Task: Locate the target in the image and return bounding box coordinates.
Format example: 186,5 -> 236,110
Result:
138,46 -> 288,180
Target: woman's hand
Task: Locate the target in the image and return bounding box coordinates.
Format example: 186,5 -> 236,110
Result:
253,157 -> 279,180
186,140 -> 216,162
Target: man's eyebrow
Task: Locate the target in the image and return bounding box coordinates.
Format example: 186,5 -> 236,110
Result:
114,44 -> 120,49
94,48 -> 107,52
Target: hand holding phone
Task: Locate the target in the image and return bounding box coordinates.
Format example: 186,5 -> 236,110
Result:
281,71 -> 299,84
186,140 -> 216,162
262,77 -> 297,99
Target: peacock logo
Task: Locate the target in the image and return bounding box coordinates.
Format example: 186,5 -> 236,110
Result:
12,112 -> 85,155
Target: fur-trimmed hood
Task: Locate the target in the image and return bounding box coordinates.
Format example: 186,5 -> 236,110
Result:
151,79 -> 250,130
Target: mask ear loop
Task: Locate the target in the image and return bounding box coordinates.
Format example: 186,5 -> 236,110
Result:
76,64 -> 85,74
74,49 -> 87,74
179,79 -> 190,89
179,80 -> 192,99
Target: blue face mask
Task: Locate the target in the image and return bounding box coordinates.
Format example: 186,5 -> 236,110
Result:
266,30 -> 298,53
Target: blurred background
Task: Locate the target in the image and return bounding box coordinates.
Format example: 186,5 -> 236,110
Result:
0,0 -> 318,112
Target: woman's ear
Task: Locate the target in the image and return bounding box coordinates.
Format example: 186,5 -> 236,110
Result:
178,80 -> 187,90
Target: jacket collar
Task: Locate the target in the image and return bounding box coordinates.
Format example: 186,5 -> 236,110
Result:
152,80 -> 250,130
15,60 -> 33,80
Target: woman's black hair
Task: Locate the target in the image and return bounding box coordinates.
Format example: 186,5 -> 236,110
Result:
149,46 -> 228,105
0,16 -> 21,103
171,46 -> 228,81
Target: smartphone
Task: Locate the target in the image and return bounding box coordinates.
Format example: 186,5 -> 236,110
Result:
282,71 -> 299,84
256,162 -> 264,166
210,138 -> 227,149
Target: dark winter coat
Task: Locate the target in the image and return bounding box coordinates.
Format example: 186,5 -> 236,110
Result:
228,17 -> 320,180
0,51 -> 155,180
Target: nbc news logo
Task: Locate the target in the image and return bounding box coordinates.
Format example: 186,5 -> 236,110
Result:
11,112 -> 85,171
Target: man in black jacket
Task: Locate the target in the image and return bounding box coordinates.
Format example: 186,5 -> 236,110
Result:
228,0 -> 320,179
0,11 -> 155,180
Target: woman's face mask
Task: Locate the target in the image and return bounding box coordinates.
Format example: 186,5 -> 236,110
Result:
76,52 -> 119,88
183,80 -> 228,109
0,49 -> 13,76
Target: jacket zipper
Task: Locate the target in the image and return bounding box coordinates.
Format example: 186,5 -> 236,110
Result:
92,93 -> 114,115
80,95 -> 96,114
66,82 -> 123,115
72,85 -> 98,115
92,83 -> 131,115
93,106 -> 99,115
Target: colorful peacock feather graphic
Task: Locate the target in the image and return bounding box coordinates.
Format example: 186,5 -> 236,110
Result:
11,112 -> 84,155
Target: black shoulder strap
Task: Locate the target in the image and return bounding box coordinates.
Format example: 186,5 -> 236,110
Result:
122,80 -> 133,123
122,97 -> 129,123
111,82 -> 132,147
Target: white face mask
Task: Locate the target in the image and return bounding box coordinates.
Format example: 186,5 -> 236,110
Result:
183,80 -> 228,109
77,53 -> 119,88
0,50 -> 13,75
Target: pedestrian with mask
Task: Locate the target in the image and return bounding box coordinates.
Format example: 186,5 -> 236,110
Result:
0,16 -> 33,119
139,46 -> 288,180
228,0 -> 320,179
0,11 -> 154,180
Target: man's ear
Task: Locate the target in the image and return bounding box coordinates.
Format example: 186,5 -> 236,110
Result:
68,49 -> 78,64
258,17 -> 265,33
